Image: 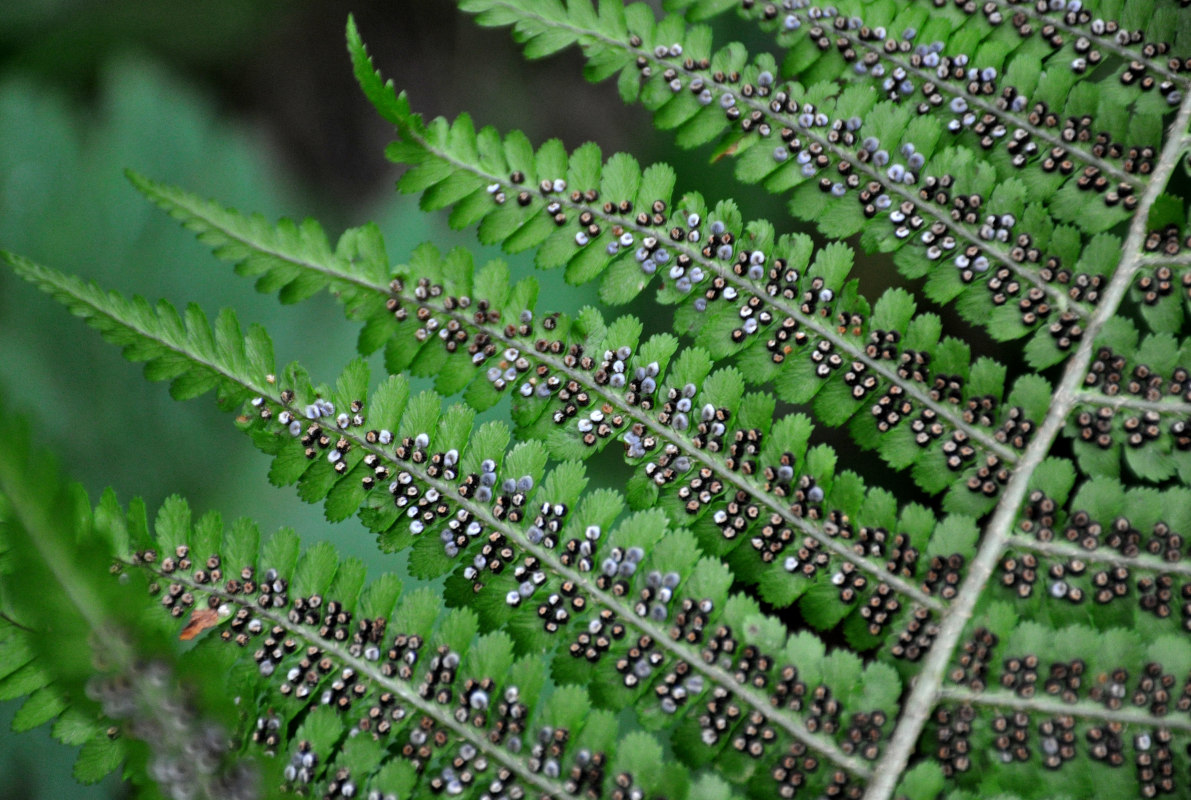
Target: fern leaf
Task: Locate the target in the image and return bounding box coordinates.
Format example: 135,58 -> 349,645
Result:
0,398 -> 697,800
679,0 -> 1159,206
1,251 -> 273,409
129,164 -> 1188,745
107,489 -> 875,799
1065,318 -> 1191,484
337,41 -> 1058,512
866,78 -> 1191,800
133,509 -> 613,800
119,182 -> 967,631
5,250 -> 903,786
283,57 -> 1053,519
461,0 -> 1191,375
8,2 -> 1191,798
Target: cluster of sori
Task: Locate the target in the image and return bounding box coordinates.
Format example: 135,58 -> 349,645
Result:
859,331 -> 1039,482
650,609 -> 711,714
1142,224 -> 1191,258
737,0 -> 1178,169
260,389 -> 384,474
387,277 -> 621,434
567,607 -> 627,665
1073,401 -> 1156,453
1080,344 -> 1191,450
534,578 -> 588,633
487,166 -> 659,264
384,268 -> 932,596
770,739 -> 828,799
988,710 -> 1034,764
1135,261 -> 1185,308
580,0 -> 1188,351
678,629 -> 889,791
742,0 -> 1185,84
264,391 -> 371,444
1001,548 -> 1078,601
387,110 -> 1082,541
86,658 -> 257,800
130,537 -> 614,800
118,504 -> 898,800
1135,227 -> 1191,309
379,260 -> 993,658
831,526 -> 912,633
282,740 -> 324,788
935,651 -> 1187,789
920,553 -> 967,604
949,626 -> 999,691
915,171 -> 1108,327
135,544 -> 219,619
221,378 -> 925,786
631,568 -> 682,622
930,704 -> 975,777
488,172 -> 610,250
1008,492 -> 1191,623
256,374 -> 569,579
612,631 -> 666,690
632,219 -> 710,293
475,155 -> 834,333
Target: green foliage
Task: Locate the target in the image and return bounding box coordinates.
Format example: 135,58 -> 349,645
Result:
5,2 -> 1191,800
0,401 -> 255,797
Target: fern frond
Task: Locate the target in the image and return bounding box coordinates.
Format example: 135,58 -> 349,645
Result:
979,0 -> 1189,80
0,419 -> 683,800
936,687 -> 1191,735
8,2 -> 1191,798
1003,474 -> 1191,623
927,613 -> 1191,794
0,617 -> 56,744
462,0 -> 1189,367
1062,319 -> 1191,483
675,0 -> 1165,195
1,251 -> 274,408
4,252 -> 897,787
120,496 -> 642,800
124,173 -> 953,621
866,85 -> 1191,800
460,0 -> 1090,303
345,30 -> 1056,517
126,180 -> 1112,800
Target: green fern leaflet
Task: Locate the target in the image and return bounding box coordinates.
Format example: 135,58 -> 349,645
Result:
4,2 -> 1191,799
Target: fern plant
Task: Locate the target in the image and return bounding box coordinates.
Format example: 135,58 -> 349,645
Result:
3,1 -> 1191,798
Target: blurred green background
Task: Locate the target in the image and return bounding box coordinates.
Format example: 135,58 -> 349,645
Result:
0,0 -> 823,796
